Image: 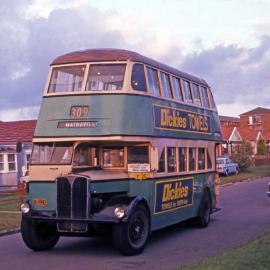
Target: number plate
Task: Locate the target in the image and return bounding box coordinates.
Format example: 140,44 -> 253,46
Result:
33,198 -> 48,207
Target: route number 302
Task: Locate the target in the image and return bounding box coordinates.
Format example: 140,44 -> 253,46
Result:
70,106 -> 89,118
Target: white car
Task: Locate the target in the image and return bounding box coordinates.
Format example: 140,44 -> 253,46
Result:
216,157 -> 239,176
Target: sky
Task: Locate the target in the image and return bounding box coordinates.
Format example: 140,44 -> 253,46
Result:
1,0 -> 270,120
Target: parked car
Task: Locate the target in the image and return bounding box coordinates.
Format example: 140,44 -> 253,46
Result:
216,156 -> 239,176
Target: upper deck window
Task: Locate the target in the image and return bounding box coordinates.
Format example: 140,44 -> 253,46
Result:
48,65 -> 86,93
182,80 -> 193,104
172,76 -> 183,101
160,72 -> 173,98
201,86 -> 210,108
86,64 -> 126,91
146,67 -> 160,96
131,64 -> 147,91
191,83 -> 202,106
208,90 -> 217,109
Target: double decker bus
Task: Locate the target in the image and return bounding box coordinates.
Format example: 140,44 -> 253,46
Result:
21,49 -> 222,255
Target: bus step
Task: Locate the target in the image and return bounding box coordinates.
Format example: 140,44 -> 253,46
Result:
212,207 -> 221,213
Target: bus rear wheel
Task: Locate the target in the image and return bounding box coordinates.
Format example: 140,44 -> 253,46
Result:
113,205 -> 150,255
21,217 -> 59,251
195,191 -> 211,228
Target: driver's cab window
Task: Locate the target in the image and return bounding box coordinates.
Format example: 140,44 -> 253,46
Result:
103,147 -> 124,168
73,144 -> 99,167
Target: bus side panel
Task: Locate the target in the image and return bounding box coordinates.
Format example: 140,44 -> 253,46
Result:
149,173 -> 215,231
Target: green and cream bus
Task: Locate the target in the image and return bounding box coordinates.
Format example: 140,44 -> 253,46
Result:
21,49 -> 222,255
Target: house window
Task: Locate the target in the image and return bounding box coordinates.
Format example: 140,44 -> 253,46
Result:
26,154 -> 31,170
8,154 -> 16,171
0,154 -> 4,171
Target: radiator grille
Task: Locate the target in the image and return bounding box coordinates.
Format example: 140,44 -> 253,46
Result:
56,176 -> 90,232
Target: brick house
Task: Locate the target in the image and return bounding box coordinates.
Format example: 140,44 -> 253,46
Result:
218,115 -> 242,156
239,107 -> 270,154
0,120 -> 36,187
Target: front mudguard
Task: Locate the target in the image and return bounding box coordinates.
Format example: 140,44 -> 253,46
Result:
94,195 -> 150,223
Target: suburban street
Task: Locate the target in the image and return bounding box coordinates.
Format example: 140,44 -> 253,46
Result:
0,177 -> 269,270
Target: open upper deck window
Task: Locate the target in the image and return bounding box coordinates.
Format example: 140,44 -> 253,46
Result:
48,65 -> 86,93
191,83 -> 202,106
160,72 -> 173,98
182,80 -> 193,104
131,64 -> 147,91
86,64 -> 126,91
201,86 -> 210,108
172,76 -> 183,101
146,67 -> 160,96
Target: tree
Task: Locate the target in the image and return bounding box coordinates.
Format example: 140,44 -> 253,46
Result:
256,138 -> 267,155
231,142 -> 252,171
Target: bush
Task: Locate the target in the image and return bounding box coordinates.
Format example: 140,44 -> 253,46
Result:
256,138 -> 267,155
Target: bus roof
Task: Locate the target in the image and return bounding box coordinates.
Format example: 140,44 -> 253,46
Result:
51,49 -> 209,86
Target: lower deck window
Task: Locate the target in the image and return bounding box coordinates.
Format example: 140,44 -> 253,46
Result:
189,148 -> 196,171
167,147 -> 176,172
198,148 -> 206,170
103,147 -> 124,168
73,145 -> 99,167
178,147 -> 187,172
128,146 -> 148,163
158,148 -> 165,172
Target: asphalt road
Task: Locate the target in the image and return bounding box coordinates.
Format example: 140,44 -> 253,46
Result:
0,177 -> 270,270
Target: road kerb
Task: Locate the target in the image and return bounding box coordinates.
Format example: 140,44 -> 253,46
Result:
0,228 -> 20,237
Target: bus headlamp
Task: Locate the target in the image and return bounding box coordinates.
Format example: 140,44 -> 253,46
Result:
21,203 -> 30,214
114,207 -> 125,219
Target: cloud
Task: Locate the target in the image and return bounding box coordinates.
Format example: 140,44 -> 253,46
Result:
179,37 -> 270,109
0,2 -> 126,116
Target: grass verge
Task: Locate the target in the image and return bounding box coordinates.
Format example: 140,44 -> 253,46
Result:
0,193 -> 22,233
220,165 -> 270,185
175,229 -> 270,270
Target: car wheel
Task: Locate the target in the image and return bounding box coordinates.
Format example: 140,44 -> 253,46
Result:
21,217 -> 59,251
113,205 -> 150,255
194,190 -> 211,228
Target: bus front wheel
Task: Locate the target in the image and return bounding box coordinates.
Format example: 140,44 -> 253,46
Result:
113,205 -> 150,255
21,217 -> 59,251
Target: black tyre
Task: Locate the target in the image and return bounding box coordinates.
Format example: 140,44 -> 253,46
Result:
21,217 -> 59,251
113,205 -> 150,255
195,191 -> 211,228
